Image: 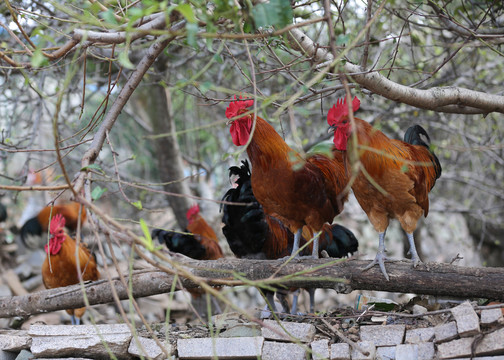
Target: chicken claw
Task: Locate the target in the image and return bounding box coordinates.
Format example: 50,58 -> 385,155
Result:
363,232 -> 390,281
407,232 -> 422,269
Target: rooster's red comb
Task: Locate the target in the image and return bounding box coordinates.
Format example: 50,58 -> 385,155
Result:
49,214 -> 66,235
225,96 -> 254,120
327,96 -> 360,126
186,204 -> 200,220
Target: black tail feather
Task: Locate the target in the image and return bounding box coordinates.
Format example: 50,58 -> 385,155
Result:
404,125 -> 442,180
151,228 -> 206,260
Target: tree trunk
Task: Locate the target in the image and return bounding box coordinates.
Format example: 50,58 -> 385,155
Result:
132,84 -> 192,229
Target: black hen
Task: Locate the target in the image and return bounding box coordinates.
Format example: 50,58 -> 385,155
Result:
221,160 -> 359,314
151,228 -> 206,260
221,160 -> 269,258
0,203 -> 7,223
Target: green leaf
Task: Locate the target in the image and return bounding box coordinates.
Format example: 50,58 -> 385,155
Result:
139,218 -> 155,251
176,4 -> 197,23
118,51 -> 135,69
99,9 -> 118,25
31,49 -> 49,68
185,23 -> 199,49
81,163 -> 104,173
336,34 -> 349,46
91,186 -> 107,201
252,0 -> 293,29
132,200 -> 143,210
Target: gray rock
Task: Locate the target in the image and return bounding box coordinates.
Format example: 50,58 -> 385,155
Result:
262,341 -> 307,360
434,322 -> 459,343
177,336 -> 264,359
0,285 -> 12,298
219,324 -> 261,338
0,351 -> 16,360
360,324 -> 406,346
418,342 -> 435,360
396,344 -> 418,360
262,320 -> 316,343
29,324 -> 132,359
405,327 -> 435,344
15,349 -> 32,360
0,331 -> 31,351
481,308 -> 503,325
128,336 -> 171,360
412,305 -> 428,315
311,339 -> 329,360
350,341 -> 376,360
330,343 -> 350,360
450,302 -> 480,337
437,327 -> 504,359
375,346 -> 395,360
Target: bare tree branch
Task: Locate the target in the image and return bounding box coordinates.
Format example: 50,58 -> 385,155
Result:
74,20 -> 186,193
287,28 -> 504,114
1,259 -> 503,319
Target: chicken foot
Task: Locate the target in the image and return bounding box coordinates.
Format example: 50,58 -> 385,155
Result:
363,231 -> 390,281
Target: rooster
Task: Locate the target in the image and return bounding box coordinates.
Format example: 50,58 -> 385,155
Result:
222,160 -> 358,314
226,97 -> 348,260
151,204 -> 223,261
20,202 -> 87,248
327,96 -> 442,280
42,214 -> 99,325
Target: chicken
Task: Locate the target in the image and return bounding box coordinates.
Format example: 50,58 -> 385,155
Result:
222,160 -> 358,314
151,204 -> 223,261
0,202 -> 6,223
21,202 -> 87,248
42,214 -> 99,325
327,96 -> 442,280
151,205 -> 224,318
226,97 -> 348,260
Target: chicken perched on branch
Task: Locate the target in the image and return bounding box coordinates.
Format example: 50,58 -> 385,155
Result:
226,97 -> 349,259
327,96 -> 442,281
222,160 -> 358,314
151,204 -> 223,261
42,214 -> 99,325
20,202 -> 87,248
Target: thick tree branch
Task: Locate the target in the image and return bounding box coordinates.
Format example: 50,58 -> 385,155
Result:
0,259 -> 503,318
287,28 -> 504,114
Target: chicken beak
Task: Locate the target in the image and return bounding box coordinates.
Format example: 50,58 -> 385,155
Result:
328,125 -> 337,134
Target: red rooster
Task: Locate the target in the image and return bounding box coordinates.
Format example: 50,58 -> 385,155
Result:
327,96 -> 442,280
226,97 -> 348,259
151,204 -> 223,261
21,202 -> 87,248
42,214 -> 99,325
222,160 -> 358,314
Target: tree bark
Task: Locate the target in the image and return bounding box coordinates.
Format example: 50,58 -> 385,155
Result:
1,258 -> 503,318
132,84 -> 192,229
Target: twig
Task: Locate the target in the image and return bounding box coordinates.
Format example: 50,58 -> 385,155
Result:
321,318 -> 370,356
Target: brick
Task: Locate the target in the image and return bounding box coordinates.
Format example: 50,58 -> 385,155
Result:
437,327 -> 504,359
481,308 -> 503,325
396,344 -> 418,360
359,324 -> 405,346
128,336 -> 171,360
434,322 -> 458,343
0,331 -> 31,351
262,320 -> 316,343
375,346 -> 395,360
405,327 -> 435,344
418,342 -> 435,360
311,339 -> 329,360
262,341 -> 307,360
29,324 -> 132,359
450,302 -> 480,337
177,337 -> 264,359
351,341 -> 376,360
219,324 -> 261,338
330,343 -> 350,360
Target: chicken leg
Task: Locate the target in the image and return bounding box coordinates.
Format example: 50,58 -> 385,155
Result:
364,231 -> 389,281
407,232 -> 422,267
